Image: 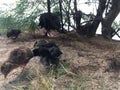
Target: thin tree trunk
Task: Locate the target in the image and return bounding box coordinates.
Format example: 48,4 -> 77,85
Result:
59,0 -> 64,32
102,0 -> 120,38
103,0 -> 120,27
67,0 -> 71,31
74,0 -> 77,13
89,0 -> 107,37
67,11 -> 70,31
74,0 -> 77,29
47,0 -> 51,13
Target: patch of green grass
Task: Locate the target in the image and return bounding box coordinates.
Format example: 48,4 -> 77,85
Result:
7,59 -> 93,90
63,72 -> 92,90
10,68 -> 53,90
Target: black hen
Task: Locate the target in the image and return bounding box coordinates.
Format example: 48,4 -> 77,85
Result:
7,29 -> 21,39
1,47 -> 33,78
33,40 -> 62,67
33,47 -> 56,66
34,39 -> 62,58
34,39 -> 47,48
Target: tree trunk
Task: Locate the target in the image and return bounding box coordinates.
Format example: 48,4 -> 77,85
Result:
104,0 -> 120,26
73,0 -> 78,29
73,0 -> 82,33
102,0 -> 120,38
47,0 -> 51,13
66,11 -> 70,31
89,0 -> 107,37
74,0 -> 77,12
59,0 -> 64,32
78,0 -> 107,37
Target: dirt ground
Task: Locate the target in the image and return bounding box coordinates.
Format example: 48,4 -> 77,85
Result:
0,33 -> 120,90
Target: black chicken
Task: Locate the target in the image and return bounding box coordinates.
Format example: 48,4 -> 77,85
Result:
1,47 -> 33,78
7,29 -> 21,39
33,39 -> 62,67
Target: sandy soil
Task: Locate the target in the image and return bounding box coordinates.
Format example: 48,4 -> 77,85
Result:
0,33 -> 120,90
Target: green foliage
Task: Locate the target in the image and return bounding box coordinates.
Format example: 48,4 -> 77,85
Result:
0,0 -> 46,33
0,0 -> 120,34
0,0 -> 98,33
52,6 -> 60,13
112,21 -> 120,29
0,15 -> 21,33
12,0 -> 45,32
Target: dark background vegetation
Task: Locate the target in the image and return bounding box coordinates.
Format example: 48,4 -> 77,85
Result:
0,0 -> 120,39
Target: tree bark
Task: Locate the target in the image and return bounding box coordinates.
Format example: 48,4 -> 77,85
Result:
103,0 -> 120,27
89,0 -> 107,37
67,0 -> 71,31
102,0 -> 120,38
47,0 -> 51,13
74,0 -> 78,29
59,0 -> 64,32
78,0 -> 107,37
